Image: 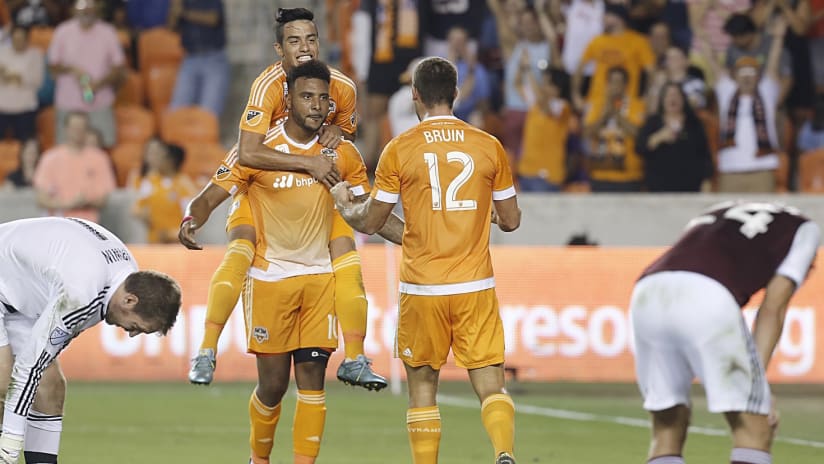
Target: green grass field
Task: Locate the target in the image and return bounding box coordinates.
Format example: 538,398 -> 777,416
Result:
59,382 -> 823,463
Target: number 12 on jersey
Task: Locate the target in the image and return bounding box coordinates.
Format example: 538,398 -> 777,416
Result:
423,152 -> 477,211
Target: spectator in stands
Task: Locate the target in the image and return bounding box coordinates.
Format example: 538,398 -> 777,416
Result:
167,0 -> 229,118
648,21 -> 672,67
0,24 -> 43,140
420,0 -> 486,58
32,111 -> 116,222
724,13 -> 794,103
387,58 -> 421,138
559,0 -> 603,95
448,26 -> 492,125
702,18 -> 786,192
516,53 -> 572,192
132,139 -> 196,244
627,0 -> 664,33
646,45 -> 708,113
637,82 -> 713,191
811,0 -> 824,92
10,0 -> 49,27
489,1 -> 554,165
797,93 -> 824,152
2,138 -> 39,190
661,0 -> 691,50
687,0 -> 750,71
572,3 -> 655,113
126,0 -> 169,31
48,0 -> 126,148
583,66 -> 646,192
84,125 -> 104,149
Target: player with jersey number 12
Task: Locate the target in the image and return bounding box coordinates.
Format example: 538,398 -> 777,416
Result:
331,56 -> 522,464
630,202 -> 820,464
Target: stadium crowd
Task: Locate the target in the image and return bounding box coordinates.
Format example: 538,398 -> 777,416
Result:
0,0 -> 823,240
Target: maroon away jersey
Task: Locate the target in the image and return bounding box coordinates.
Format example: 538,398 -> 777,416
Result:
642,202 -> 810,306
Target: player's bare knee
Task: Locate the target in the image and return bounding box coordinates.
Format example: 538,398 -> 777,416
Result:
228,225 -> 256,244
726,412 -> 772,450
33,363 -> 67,414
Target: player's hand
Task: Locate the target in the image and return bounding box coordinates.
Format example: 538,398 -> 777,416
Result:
317,125 -> 344,149
0,433 -> 23,464
305,155 -> 341,189
330,181 -> 354,207
178,218 -> 202,250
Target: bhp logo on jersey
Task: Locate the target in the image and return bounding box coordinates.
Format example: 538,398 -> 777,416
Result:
272,174 -> 316,189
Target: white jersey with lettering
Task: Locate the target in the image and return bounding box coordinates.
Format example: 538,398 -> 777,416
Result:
0,217 -> 137,437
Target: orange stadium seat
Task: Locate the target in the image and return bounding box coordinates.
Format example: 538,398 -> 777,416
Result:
160,107 -> 219,146
798,149 -> 824,193
115,105 -> 155,145
145,64 -> 178,117
36,107 -> 56,151
0,140 -> 21,185
137,28 -> 183,71
110,143 -> 144,187
115,70 -> 144,106
181,142 -> 227,184
29,26 -> 54,52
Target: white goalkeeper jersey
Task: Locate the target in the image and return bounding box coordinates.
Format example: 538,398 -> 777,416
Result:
0,217 -> 137,436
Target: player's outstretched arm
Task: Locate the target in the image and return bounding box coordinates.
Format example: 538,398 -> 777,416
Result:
237,130 -> 341,188
179,183 -> 230,250
492,197 -> 521,232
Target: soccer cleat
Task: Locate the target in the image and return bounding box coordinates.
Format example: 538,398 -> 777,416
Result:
495,452 -> 516,464
336,354 -> 388,391
188,348 -> 216,385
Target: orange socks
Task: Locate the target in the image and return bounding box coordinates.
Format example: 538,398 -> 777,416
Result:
249,390 -> 281,464
332,251 -> 367,360
406,406 -> 441,464
481,394 -> 515,458
200,239 -> 254,351
293,390 -> 326,464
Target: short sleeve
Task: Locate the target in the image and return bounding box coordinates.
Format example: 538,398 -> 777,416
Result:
776,221 -> 821,287
106,26 -> 125,67
492,140 -> 516,200
372,139 -> 400,204
47,26 -> 64,65
210,159 -> 252,195
239,73 -> 281,135
339,143 -> 370,196
331,74 -> 359,134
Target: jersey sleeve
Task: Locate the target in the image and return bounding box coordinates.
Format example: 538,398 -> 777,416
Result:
210,147 -> 251,196
776,221 -> 821,287
239,72 -> 282,135
339,143 -> 370,196
492,139 -> 516,200
331,75 -> 359,134
372,139 -> 400,204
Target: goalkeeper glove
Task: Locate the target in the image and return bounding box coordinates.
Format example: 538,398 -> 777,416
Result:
0,433 -> 23,464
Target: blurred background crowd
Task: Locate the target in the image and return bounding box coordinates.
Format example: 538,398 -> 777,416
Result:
0,0 -> 823,242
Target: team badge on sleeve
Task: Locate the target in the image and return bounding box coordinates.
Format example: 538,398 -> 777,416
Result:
350,112 -> 358,128
245,109 -> 263,126
49,327 -> 71,346
214,165 -> 231,181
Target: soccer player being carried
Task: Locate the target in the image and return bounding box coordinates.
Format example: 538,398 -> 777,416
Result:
179,60 -> 404,464
185,7 -> 389,390
630,202 -> 820,464
0,217 -> 181,464
331,57 -> 522,464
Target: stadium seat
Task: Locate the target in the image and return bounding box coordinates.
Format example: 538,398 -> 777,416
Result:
36,107 -> 56,151
181,142 -> 227,184
28,26 -> 54,52
798,149 -> 824,193
115,70 -> 144,106
0,140 -> 21,185
110,143 -> 144,187
115,105 -> 155,146
145,64 -> 178,117
160,107 -> 220,146
137,28 -> 183,71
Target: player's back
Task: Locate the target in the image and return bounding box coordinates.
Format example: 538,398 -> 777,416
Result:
381,116 -> 514,286
642,202 -> 813,306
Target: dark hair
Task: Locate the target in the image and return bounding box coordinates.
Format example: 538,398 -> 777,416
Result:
607,66 -> 629,84
412,57 -> 458,109
124,270 -> 181,335
545,68 -> 571,101
604,3 -> 629,23
724,14 -> 757,37
657,82 -> 697,119
10,23 -> 31,37
286,59 -> 331,89
274,7 -> 315,43
167,143 -> 185,171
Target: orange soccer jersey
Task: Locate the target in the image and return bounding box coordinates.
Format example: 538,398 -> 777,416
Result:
135,172 -> 197,243
212,126 -> 369,281
239,61 -> 358,136
373,116 -> 516,289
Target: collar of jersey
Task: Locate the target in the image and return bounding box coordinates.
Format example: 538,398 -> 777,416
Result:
422,115 -> 459,122
282,130 -> 319,150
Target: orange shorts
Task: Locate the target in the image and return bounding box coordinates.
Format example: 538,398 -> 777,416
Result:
226,192 -> 254,231
330,210 -> 355,242
242,273 -> 338,354
395,288 -> 505,370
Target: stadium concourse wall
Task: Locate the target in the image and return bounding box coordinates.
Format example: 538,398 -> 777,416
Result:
2,190 -> 822,383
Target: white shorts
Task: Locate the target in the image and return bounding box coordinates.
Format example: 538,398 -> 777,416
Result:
0,311 -> 35,354
629,271 -> 770,415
